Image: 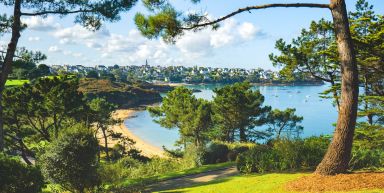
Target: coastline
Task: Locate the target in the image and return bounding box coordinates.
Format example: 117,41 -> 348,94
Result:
109,109 -> 165,158
153,81 -> 324,87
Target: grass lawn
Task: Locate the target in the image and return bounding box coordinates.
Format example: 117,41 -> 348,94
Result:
5,79 -> 29,86
156,162 -> 235,181
115,162 -> 235,188
157,173 -> 384,193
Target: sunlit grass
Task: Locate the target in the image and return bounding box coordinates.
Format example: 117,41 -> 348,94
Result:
117,162 -> 235,188
5,79 -> 29,86
157,173 -> 384,193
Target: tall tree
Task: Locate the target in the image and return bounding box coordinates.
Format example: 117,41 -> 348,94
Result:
149,87 -> 212,147
88,98 -> 120,161
40,125 -> 99,193
135,0 -> 359,175
349,0 -> 384,125
266,108 -> 303,139
212,82 -> 270,142
269,19 -> 341,109
0,0 -> 138,151
2,77 -> 89,162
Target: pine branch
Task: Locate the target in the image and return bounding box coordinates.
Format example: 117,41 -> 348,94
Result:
181,3 -> 330,30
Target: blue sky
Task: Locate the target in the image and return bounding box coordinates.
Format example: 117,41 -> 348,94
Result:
0,0 -> 383,69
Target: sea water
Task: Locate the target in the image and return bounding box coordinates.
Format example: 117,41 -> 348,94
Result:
124,84 -> 338,149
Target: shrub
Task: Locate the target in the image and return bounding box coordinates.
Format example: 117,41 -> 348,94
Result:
39,125 -> 99,193
227,145 -> 250,161
203,142 -> 229,164
98,157 -> 141,185
183,144 -> 205,167
350,148 -> 384,170
301,136 -> 330,168
204,141 -> 255,163
236,136 -> 330,174
272,139 -> 302,170
236,145 -> 274,173
0,153 -> 44,193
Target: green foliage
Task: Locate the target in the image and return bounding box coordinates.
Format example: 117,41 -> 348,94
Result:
149,87 -> 212,147
0,153 -> 44,193
4,79 -> 29,86
88,97 -> 123,161
98,157 -> 141,185
2,0 -> 139,30
203,142 -> 229,164
266,108 -> 303,139
236,137 -> 330,174
350,148 -> 384,170
39,125 -> 99,193
236,145 -> 273,173
351,123 -> 384,170
162,146 -> 184,158
135,6 -> 182,43
212,82 -> 271,142
183,144 -> 205,167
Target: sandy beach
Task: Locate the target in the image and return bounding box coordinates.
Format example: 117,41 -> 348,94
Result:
103,109 -> 165,157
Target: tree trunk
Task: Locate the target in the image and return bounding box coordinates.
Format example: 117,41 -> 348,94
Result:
315,0 -> 359,175
239,127 -> 247,142
363,74 -> 373,125
0,0 -> 22,151
101,128 -> 110,161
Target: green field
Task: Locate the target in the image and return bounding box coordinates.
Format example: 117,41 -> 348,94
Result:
116,162 -> 235,188
157,173 -> 384,193
5,79 -> 29,86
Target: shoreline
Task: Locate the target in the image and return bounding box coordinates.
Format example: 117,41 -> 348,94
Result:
152,81 -> 324,87
110,109 -> 165,158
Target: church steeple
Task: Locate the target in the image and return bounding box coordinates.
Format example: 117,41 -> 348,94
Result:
145,59 -> 148,66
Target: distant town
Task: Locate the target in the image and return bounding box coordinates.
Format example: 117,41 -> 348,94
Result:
45,60 -> 321,84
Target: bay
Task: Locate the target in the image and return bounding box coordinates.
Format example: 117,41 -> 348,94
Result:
124,84 -> 338,149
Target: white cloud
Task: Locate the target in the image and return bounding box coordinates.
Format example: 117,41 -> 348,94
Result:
72,53 -> 83,58
54,24 -> 110,46
238,22 -> 257,40
44,18 -> 264,66
176,30 -> 212,58
48,45 -> 61,52
176,19 -> 262,58
28,36 -> 40,42
22,16 -> 60,31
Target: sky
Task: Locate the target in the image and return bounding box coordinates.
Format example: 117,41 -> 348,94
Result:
0,0 -> 383,70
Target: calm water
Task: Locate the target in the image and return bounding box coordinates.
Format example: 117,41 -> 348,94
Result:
124,84 -> 338,149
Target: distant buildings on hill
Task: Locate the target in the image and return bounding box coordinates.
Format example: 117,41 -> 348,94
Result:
48,62 -> 321,84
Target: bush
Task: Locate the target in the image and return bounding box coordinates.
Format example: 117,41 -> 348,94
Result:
301,136 -> 330,168
272,139 -> 302,170
350,148 -> 384,170
39,125 -> 99,193
236,136 -> 330,174
203,142 -> 229,164
98,157 -> 141,185
227,145 -> 250,161
0,153 -> 44,193
202,141 -> 255,163
183,144 -> 205,167
236,145 -> 274,173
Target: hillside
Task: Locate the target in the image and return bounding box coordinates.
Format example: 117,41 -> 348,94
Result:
79,79 -> 164,108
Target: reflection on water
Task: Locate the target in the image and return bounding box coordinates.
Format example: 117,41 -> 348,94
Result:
125,84 -> 338,149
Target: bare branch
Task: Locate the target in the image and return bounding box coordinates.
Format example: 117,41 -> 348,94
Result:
181,3 -> 330,30
21,9 -> 94,16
